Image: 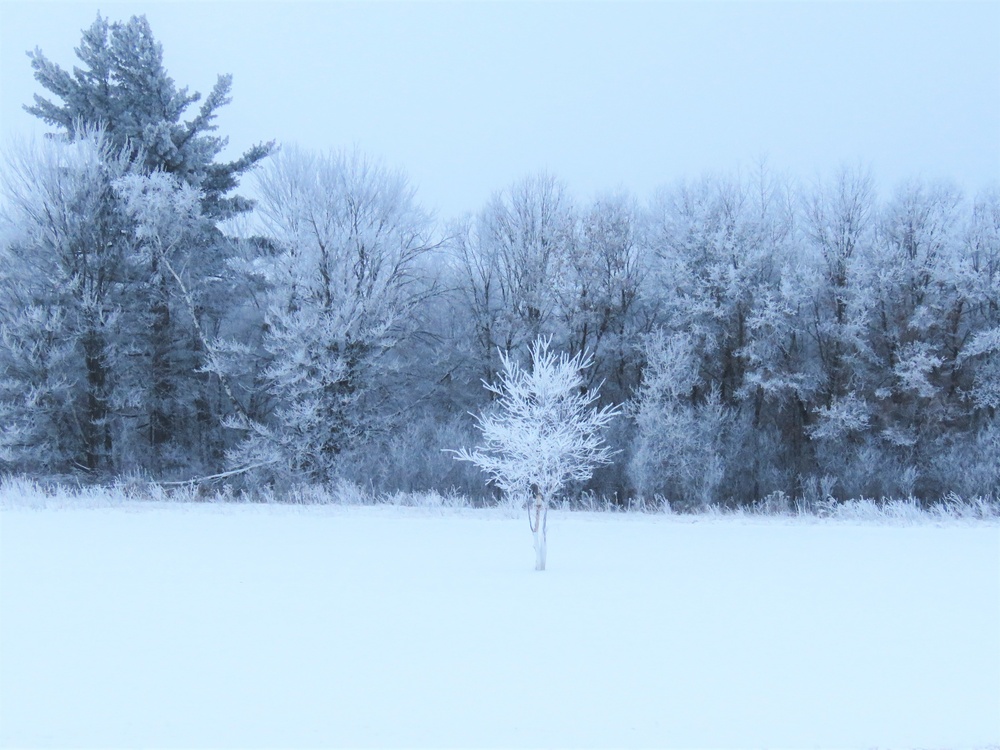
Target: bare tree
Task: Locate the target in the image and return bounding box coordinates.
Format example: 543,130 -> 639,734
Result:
452,173 -> 575,381
557,191 -> 648,399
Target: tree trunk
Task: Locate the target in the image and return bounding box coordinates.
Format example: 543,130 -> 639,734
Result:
82,328 -> 111,473
150,266 -> 173,462
530,485 -> 548,571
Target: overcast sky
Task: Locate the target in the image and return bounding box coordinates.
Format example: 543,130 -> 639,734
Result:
2,1 -> 998,218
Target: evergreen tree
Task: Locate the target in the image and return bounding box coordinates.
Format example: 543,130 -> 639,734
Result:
15,13 -> 273,478
25,13 -> 273,219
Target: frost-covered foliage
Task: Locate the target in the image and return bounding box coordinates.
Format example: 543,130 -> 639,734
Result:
2,14 -> 270,481
5,13 -> 1000,511
26,13 -> 273,219
625,167 -> 1000,507
228,147 -> 438,486
453,337 -> 621,505
446,177 -> 649,498
0,133 -> 253,478
453,337 -> 621,568
629,332 -> 726,510
635,167 -> 799,505
451,174 -> 576,379
450,176 -> 651,402
0,131 -> 137,474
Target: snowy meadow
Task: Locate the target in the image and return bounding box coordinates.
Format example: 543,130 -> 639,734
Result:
1,484 -> 998,749
3,11 -> 999,749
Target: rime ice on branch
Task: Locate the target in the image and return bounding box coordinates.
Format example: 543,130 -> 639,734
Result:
452,337 -> 621,570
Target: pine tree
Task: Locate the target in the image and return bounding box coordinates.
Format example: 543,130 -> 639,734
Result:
16,13 -> 273,477
25,13 -> 273,219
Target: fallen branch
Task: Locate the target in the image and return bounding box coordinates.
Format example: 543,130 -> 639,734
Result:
157,460 -> 278,487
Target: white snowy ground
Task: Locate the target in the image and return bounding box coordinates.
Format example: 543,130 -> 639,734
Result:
1,498 -> 998,749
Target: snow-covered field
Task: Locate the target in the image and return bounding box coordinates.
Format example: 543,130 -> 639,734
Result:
1,497 -> 998,749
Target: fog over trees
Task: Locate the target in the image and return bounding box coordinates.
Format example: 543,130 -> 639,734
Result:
2,14 -> 998,508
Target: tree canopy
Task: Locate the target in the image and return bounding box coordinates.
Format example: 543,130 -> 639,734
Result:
25,13 -> 273,218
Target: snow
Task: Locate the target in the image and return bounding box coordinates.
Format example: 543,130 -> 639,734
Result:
1,500 -> 998,749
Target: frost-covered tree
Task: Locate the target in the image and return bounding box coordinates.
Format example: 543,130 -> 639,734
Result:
232,147 -> 438,485
801,167 -> 875,404
453,337 -> 621,570
793,167 -> 878,489
646,169 -> 793,403
0,130 -> 138,474
641,168 -> 796,503
452,173 -> 575,381
556,191 -> 650,401
961,188 -> 1000,415
113,171 -> 248,472
0,130 -> 246,478
628,332 -> 726,510
17,13 -> 272,476
549,191 -> 654,498
854,180 -> 966,497
26,13 -> 272,220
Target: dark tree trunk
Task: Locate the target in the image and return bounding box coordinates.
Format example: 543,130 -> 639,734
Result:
82,329 -> 111,473
150,265 -> 173,461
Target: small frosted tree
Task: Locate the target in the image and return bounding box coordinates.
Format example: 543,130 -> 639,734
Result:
453,337 -> 621,570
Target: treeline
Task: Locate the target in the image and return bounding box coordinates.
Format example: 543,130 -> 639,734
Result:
2,15 -> 999,507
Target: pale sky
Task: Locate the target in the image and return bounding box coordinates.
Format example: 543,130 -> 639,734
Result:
2,1 -> 998,219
